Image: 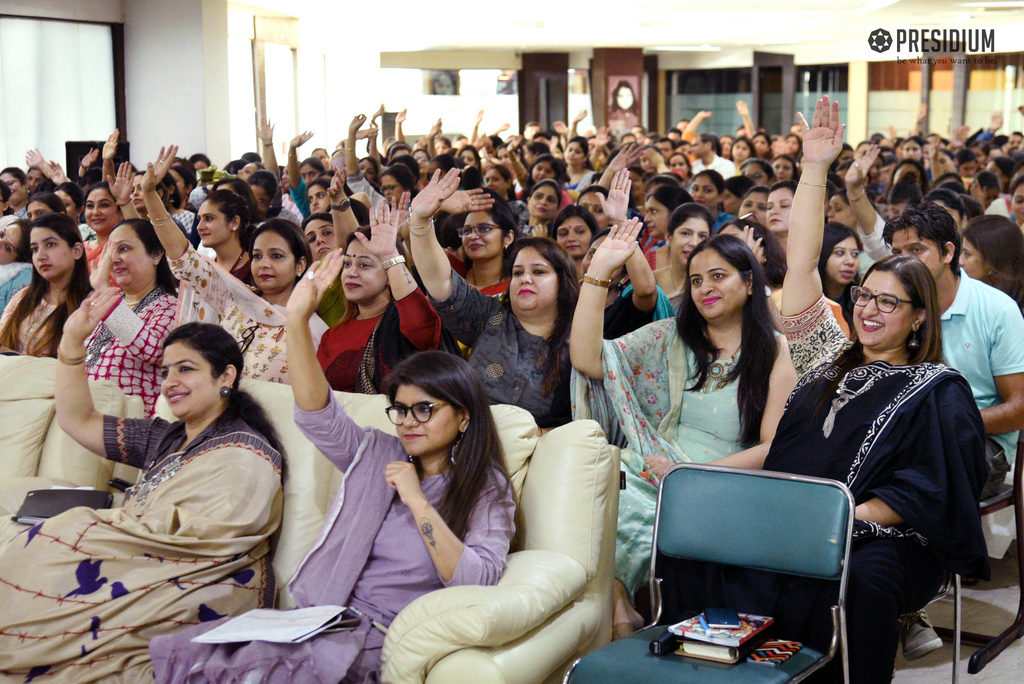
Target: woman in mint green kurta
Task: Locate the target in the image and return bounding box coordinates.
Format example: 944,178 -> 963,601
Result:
570,226 -> 796,631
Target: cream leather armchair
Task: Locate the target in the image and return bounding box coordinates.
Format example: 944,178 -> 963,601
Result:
155,380 -> 620,684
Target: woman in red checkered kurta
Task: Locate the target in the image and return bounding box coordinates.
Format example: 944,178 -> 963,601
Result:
84,219 -> 179,415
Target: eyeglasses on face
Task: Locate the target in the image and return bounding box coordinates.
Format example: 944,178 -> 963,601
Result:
456,223 -> 500,239
850,286 -> 909,313
385,401 -> 450,425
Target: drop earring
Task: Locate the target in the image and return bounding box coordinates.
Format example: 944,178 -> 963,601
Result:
907,327 -> 921,351
449,432 -> 464,465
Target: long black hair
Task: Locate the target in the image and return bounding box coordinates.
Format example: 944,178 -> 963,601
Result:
162,323 -> 284,459
384,350 -> 513,542
677,234 -> 777,447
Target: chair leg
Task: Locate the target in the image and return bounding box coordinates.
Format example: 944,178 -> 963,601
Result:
953,574 -> 960,684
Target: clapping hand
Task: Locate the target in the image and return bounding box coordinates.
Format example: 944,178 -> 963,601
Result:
797,96 -> 844,167
64,288 -> 123,345
410,168 -> 462,223
586,217 -> 643,281
845,143 -> 879,190
598,169 -> 631,225
358,202 -> 402,260
288,249 -> 344,322
90,240 -> 116,290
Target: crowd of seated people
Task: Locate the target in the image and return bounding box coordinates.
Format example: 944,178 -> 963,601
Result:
2,93 -> 1024,682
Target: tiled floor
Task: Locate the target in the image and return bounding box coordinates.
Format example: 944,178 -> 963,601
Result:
894,553 -> 1022,682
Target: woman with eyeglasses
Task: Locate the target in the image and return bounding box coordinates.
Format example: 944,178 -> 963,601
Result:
454,190 -> 519,296
678,97 -> 989,684
142,146 -> 327,384
314,202 -> 445,393
150,275 -> 515,683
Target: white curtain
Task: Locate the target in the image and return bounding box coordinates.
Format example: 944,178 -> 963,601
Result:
0,17 -> 116,172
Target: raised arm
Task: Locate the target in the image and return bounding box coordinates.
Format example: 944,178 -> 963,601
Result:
55,289 -> 123,456
682,111 -> 712,141
596,143 -> 641,190
736,101 -> 756,139
569,109 -> 588,140
395,108 -> 408,143
360,201 -> 419,301
345,114 -> 366,176
110,161 -> 140,221
101,129 -> 119,184
407,169 -> 464,302
781,96 -> 844,317
286,250 -> 343,412
844,144 -> 885,241
328,170 -> 358,241
571,218 -> 644,379
287,130 -> 314,188
257,116 -> 279,175
471,109 -> 485,144
600,170 -> 657,311
142,146 -> 189,261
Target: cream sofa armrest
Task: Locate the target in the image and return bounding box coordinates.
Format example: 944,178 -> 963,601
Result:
381,550 -> 587,684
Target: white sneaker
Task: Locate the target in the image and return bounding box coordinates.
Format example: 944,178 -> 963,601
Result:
900,609 -> 943,660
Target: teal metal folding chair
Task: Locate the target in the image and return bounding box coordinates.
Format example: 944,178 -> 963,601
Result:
564,463 -> 855,684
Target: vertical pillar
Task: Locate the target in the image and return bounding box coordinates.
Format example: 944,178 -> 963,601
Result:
951,58 -> 968,130
752,52 -> 795,134
590,48 -> 644,133
518,53 -> 569,131
847,61 -> 869,144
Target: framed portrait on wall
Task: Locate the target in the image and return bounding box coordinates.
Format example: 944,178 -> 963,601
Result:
607,76 -> 640,132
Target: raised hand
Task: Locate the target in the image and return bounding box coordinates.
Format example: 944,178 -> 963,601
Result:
288,249 -> 344,322
475,109 -> 485,126
258,117 -> 275,144
290,130 -> 314,150
50,161 -> 68,184
111,162 -> 136,204
391,190 -> 411,228
356,125 -> 379,141
141,162 -> 161,194
593,126 -> 610,149
524,123 -> 540,141
395,108 -> 408,125
152,145 -> 178,182
598,169 -> 631,224
359,202 -> 402,260
695,110 -> 712,121
372,103 -> 386,123
493,122 -> 511,135
845,143 -> 879,189
736,225 -> 765,265
410,168 -> 461,222
328,169 -> 348,203
63,289 -> 123,345
440,187 -> 495,216
736,100 -> 750,117
587,217 -> 643,280
991,111 -> 1004,132
102,129 -> 120,162
553,120 -> 569,136
916,103 -> 928,122
573,109 -> 588,124
607,142 -> 641,174
428,118 -> 443,139
25,149 -> 46,170
89,240 -> 116,290
79,147 -> 100,171
797,95 -> 844,167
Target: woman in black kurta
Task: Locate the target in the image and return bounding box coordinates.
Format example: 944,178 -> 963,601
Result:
673,98 -> 990,683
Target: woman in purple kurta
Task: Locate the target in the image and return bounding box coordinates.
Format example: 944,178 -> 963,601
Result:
151,244 -> 516,683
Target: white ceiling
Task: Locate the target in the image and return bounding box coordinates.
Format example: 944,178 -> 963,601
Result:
236,0 -> 1024,64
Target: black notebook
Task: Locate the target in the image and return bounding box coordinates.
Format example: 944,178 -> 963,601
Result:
13,489 -> 113,524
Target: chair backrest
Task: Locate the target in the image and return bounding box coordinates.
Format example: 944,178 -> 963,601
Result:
654,464 -> 855,580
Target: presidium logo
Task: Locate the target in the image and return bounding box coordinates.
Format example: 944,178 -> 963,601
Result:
868,27 -> 995,54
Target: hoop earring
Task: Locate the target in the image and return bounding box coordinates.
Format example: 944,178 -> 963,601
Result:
907,327 -> 921,351
220,386 -> 231,398
450,432 -> 464,465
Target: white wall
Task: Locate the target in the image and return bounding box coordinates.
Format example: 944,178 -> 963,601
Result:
0,0 -> 122,23
122,0 -> 230,166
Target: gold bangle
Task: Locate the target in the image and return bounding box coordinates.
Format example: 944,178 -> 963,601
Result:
582,274 -> 612,288
58,349 -> 87,366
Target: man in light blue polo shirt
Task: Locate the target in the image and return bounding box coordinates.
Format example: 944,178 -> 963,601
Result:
886,202 -> 1024,658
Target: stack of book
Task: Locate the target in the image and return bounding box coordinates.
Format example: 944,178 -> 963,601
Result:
668,612 -> 777,664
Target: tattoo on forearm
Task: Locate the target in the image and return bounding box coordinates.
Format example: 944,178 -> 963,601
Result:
403,267 -> 414,285
420,518 -> 438,554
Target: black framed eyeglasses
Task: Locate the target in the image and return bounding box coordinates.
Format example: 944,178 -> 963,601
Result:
850,286 -> 909,313
239,324 -> 259,355
385,401 -> 449,425
456,223 -> 500,238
